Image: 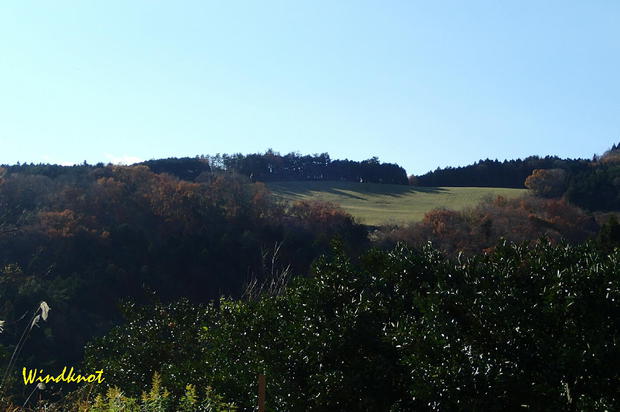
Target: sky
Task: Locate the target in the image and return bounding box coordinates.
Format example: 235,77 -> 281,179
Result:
0,1 -> 618,175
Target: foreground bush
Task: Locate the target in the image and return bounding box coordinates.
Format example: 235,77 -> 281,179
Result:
85,241 -> 620,410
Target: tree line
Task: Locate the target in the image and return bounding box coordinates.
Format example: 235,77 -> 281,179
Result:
2,151 -> 409,185
416,145 -> 620,212
144,151 -> 409,185
416,156 -> 590,188
5,145 -> 618,213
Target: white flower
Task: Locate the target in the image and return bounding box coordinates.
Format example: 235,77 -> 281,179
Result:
40,301 -> 50,321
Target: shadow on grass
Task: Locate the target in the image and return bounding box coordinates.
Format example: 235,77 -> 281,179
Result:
267,180 -> 448,200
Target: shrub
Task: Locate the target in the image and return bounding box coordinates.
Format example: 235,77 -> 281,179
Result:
376,195 -> 598,256
84,241 -> 620,410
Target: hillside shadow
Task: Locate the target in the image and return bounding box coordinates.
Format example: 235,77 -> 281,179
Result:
268,181 -> 448,200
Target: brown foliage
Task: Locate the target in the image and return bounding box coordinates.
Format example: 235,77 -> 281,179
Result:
376,195 -> 598,256
524,168 -> 567,198
288,200 -> 355,229
599,149 -> 620,164
38,209 -> 87,238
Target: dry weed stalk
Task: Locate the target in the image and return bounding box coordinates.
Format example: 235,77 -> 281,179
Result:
0,301 -> 51,397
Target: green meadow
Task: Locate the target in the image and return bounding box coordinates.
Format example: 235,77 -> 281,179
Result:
268,181 -> 527,226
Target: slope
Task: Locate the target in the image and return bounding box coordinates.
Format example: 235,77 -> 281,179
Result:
268,181 -> 526,226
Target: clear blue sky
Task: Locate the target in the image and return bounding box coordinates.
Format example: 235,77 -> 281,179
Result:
1,1 -> 618,175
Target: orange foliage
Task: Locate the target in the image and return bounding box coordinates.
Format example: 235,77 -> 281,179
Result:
289,200 -> 354,227
378,195 -> 598,256
524,168 -> 567,198
38,209 -> 93,238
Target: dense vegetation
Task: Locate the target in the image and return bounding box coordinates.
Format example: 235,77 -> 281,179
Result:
143,151 -> 408,185
416,145 -> 620,213
0,164 -> 367,390
7,145 -> 620,212
416,156 -> 588,188
2,151 -> 409,187
375,195 -> 600,256
565,160 -> 620,211
1,147 -> 619,410
76,241 -> 619,411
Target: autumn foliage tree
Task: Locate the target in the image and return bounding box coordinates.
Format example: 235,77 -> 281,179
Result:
0,164 -> 368,376
525,168 -> 568,198
376,195 -> 598,256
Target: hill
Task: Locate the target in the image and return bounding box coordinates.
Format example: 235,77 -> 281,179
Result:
268,181 -> 526,226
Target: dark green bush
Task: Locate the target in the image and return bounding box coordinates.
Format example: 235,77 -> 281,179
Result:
85,241 -> 620,411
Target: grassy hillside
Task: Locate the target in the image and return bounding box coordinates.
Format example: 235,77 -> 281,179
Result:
268,181 -> 526,226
